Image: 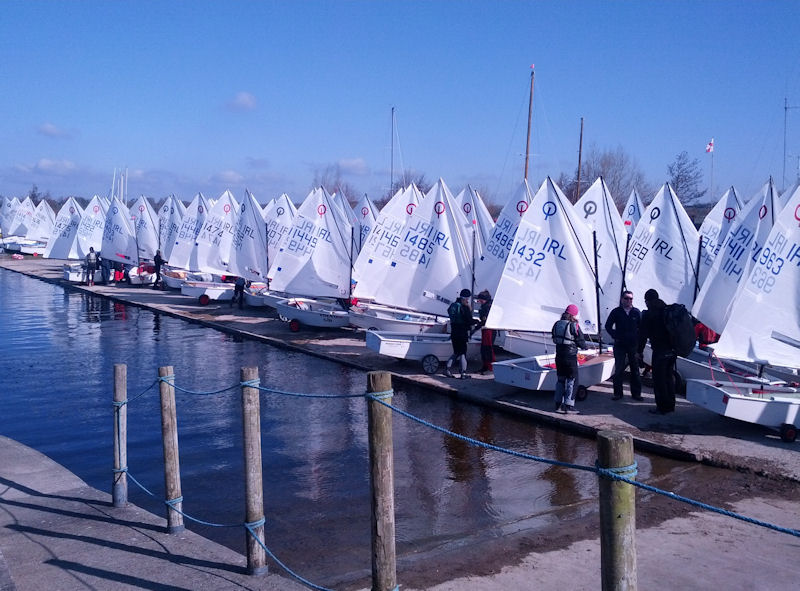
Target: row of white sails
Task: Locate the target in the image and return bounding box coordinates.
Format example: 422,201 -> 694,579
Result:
3,176 -> 799,370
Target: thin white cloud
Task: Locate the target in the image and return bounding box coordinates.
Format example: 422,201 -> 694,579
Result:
227,91 -> 257,112
338,158 -> 369,176
246,156 -> 270,170
211,170 -> 244,184
37,122 -> 72,139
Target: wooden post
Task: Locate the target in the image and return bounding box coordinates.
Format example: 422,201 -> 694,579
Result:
241,366 -> 267,575
597,430 -> 637,590
159,366 -> 184,533
112,363 -> 128,507
367,371 -> 397,591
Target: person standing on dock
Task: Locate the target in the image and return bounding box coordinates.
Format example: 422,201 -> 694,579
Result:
605,290 -> 643,401
85,247 -> 98,286
475,290 -> 496,374
638,288 -> 676,415
551,304 -> 586,414
444,289 -> 476,379
232,276 -> 246,309
153,250 -> 166,290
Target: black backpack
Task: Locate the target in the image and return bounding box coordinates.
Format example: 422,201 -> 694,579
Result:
663,303 -> 696,357
447,301 -> 463,325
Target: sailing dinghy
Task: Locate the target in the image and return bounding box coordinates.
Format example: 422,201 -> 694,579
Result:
686,183 -> 800,441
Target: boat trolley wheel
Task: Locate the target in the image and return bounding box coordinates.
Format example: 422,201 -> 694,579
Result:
576,385 -> 589,401
198,294 -> 211,306
779,423 -> 797,443
421,354 -> 440,375
289,319 -> 301,332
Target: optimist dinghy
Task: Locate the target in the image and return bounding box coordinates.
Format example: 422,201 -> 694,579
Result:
686,182 -> 800,441
492,351 -> 615,400
365,329 -> 482,374
275,297 -> 351,332
349,303 -> 448,333
181,281 -> 235,305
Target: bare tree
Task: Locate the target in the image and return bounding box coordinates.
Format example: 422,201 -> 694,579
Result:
560,145 -> 655,207
667,151 -> 707,204
383,169 -> 432,201
312,164 -> 359,202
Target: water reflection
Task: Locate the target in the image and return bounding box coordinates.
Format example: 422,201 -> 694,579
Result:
0,266 -> 689,586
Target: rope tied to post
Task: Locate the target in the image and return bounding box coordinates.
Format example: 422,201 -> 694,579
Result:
165,495 -> 183,508
595,460 -> 639,480
241,378 -> 260,388
366,389 -> 394,400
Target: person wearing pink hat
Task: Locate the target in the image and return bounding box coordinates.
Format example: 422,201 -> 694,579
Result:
551,303 -> 586,414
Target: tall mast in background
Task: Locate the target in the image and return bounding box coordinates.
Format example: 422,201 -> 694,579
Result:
523,66 -> 535,181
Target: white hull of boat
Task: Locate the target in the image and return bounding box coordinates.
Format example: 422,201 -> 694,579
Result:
493,351 -> 616,396
62,263 -> 102,284
242,283 -> 269,307
275,298 -> 351,331
501,330 -> 555,357
365,330 -> 482,374
349,303 -> 448,333
686,379 -> 800,441
19,242 -> 47,256
181,281 -> 235,303
128,264 -> 156,286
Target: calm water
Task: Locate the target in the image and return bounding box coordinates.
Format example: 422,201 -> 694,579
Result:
0,265 -> 686,587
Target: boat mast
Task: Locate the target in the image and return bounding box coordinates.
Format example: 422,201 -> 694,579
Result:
390,106 -> 395,195
523,66 -> 535,181
575,117 -> 584,204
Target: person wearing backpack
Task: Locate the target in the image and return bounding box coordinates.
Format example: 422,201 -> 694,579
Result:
551,304 -> 586,414
605,290 -> 643,401
444,288 -> 476,379
85,247 -> 98,286
637,288 -> 676,415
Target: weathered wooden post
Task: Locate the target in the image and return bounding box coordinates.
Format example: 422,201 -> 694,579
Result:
367,371 -> 397,591
112,363 -> 128,507
241,366 -> 267,575
159,366 -> 184,533
597,430 -> 637,590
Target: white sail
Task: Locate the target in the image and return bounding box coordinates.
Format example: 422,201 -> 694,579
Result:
129,195 -> 160,261
157,196 -> 184,260
712,185 -> 800,368
692,179 -> 790,333
268,187 -> 353,298
486,177 -> 599,334
1,197 -> 21,237
25,200 -> 56,243
7,197 -> 35,236
575,177 -> 627,330
621,188 -> 645,235
76,195 -> 108,258
354,193 -> 379,252
264,193 -> 297,266
473,179 -> 535,296
100,198 -> 138,264
169,193 -> 211,271
331,191 -> 362,256
194,190 -> 240,275
454,185 -> 495,266
356,180 -> 474,315
352,184 -> 423,301
624,183 -> 699,308
44,198 -> 83,259
696,186 -> 744,288
228,189 -> 269,281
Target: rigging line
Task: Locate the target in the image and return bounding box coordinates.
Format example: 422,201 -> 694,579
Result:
495,77 -> 530,199
601,179 -> 626,271
551,178 -> 598,283
392,110 -> 407,188
667,185 -> 699,282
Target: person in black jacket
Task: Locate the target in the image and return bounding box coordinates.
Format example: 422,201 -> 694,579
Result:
551,304 -> 587,414
153,250 -> 166,290
605,290 -> 643,401
637,288 -> 676,414
475,290 -> 496,374
444,289 -> 477,379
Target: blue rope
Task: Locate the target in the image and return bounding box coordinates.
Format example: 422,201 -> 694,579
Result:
368,389 -> 394,400
244,523 -> 333,591
163,498 -> 241,528
370,396 -> 800,538
255,384 -> 365,399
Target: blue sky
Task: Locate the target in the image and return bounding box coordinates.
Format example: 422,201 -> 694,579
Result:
2,1 -> 799,206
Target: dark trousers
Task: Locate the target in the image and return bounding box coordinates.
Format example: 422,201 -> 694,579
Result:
480,328 -> 495,370
613,345 -> 641,398
651,351 -> 677,412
